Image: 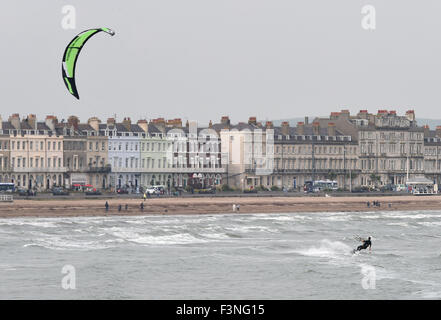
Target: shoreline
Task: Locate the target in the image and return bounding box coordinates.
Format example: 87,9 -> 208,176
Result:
1,195 -> 441,218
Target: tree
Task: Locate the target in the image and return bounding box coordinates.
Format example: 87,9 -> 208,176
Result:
369,173 -> 381,187
346,171 -> 359,181
326,171 -> 337,181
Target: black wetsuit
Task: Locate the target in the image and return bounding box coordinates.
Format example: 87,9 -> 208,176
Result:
356,239 -> 372,251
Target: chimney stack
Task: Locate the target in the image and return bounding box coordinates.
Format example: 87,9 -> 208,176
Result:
26,114 -> 37,130
122,117 -> 132,131
265,121 -> 273,129
248,116 -> 257,125
9,113 -> 20,129
312,122 -> 320,135
405,110 -> 415,121
174,118 -> 183,128
297,122 -> 305,135
68,116 -> 80,130
330,112 -> 340,120
151,118 -> 165,133
221,116 -> 230,128
328,122 -> 336,136
107,118 -> 116,126
45,115 -> 58,131
281,121 -> 290,136
423,124 -> 430,137
377,109 -> 388,117
87,117 -> 101,132
357,110 -> 368,119
304,116 -> 309,125
340,109 -> 350,119
166,118 -> 183,128
137,119 -> 148,132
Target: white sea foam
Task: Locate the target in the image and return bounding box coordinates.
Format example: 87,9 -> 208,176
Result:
252,215 -> 296,222
125,233 -> 207,245
386,222 -> 410,227
417,221 -> 441,227
416,290 -> 441,299
383,212 -> 441,220
295,240 -> 352,259
199,232 -> 230,240
225,225 -> 278,233
23,238 -> 112,251
0,220 -> 58,228
358,215 -> 381,219
318,216 -> 351,222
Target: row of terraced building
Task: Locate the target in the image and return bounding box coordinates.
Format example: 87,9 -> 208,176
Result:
1,109 -> 441,191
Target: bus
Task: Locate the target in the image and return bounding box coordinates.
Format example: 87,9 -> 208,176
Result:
0,183 -> 15,193
314,180 -> 338,191
304,180 -> 338,193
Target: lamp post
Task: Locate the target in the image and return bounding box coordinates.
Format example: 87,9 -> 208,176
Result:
311,137 -> 315,184
343,145 -> 346,190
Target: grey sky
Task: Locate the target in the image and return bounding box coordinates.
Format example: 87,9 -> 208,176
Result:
1,1 -> 440,125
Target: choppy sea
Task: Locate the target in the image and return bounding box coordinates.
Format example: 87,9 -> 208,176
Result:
1,210 -> 440,299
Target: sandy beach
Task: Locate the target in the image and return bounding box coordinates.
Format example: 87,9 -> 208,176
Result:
1,195 -> 441,218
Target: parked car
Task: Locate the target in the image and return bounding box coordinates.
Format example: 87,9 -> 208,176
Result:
352,186 -> 370,193
380,184 -> 394,192
197,187 -> 216,194
146,187 -> 159,195
52,187 -> 70,196
85,188 -> 102,196
18,188 -> 37,196
116,188 -> 129,194
243,188 -> 257,194
153,186 -> 165,194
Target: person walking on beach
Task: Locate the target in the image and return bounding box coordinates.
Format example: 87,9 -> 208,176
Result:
140,202 -> 144,212
125,204 -> 128,211
118,204 -> 122,212
105,201 -> 109,212
143,193 -> 147,201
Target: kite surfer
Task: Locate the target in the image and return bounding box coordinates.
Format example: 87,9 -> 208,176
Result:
353,236 -> 372,253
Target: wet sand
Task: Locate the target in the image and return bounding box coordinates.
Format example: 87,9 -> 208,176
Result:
1,195 -> 441,218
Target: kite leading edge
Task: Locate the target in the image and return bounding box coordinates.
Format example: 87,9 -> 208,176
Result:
62,27 -> 115,99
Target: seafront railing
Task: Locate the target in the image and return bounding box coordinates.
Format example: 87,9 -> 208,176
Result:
0,194 -> 13,202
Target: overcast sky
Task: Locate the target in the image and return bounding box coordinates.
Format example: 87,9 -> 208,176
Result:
1,1 -> 441,125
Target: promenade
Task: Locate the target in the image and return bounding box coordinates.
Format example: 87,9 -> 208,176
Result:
1,195 -> 440,218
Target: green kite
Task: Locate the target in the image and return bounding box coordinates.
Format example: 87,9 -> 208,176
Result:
62,28 -> 115,99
